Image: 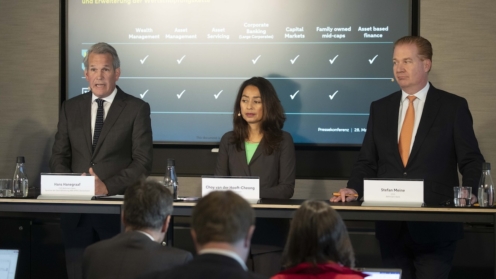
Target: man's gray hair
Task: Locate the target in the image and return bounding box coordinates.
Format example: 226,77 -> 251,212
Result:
123,179 -> 173,230
83,42 -> 120,70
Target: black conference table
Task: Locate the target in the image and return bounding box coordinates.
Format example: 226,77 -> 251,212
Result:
0,198 -> 495,277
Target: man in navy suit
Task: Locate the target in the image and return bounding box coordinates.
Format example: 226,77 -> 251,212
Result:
50,42 -> 153,279
142,191 -> 267,279
83,179 -> 192,279
331,36 -> 484,279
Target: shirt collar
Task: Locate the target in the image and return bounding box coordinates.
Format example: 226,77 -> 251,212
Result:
92,87 -> 118,103
401,82 -> 429,102
135,230 -> 155,242
199,248 -> 248,271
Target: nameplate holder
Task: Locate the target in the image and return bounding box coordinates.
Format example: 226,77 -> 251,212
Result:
201,176 -> 260,203
39,173 -> 95,200
362,179 -> 424,207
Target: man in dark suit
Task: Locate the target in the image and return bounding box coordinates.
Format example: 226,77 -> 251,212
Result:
50,42 -> 153,279
82,179 -> 192,279
142,191 -> 268,279
330,36 -> 484,279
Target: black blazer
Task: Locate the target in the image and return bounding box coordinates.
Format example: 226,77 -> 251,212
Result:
141,253 -> 268,279
50,87 -> 153,228
214,131 -> 296,199
50,86 -> 153,194
82,231 -> 192,279
348,84 -> 484,243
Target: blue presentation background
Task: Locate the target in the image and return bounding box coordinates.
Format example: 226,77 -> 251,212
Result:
68,0 -> 410,144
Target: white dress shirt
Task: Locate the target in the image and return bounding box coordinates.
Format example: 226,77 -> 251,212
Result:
136,230 -> 156,242
198,248 -> 248,271
397,82 -> 429,152
91,88 -> 117,139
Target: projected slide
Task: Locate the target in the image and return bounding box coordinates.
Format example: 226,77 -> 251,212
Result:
67,0 -> 411,145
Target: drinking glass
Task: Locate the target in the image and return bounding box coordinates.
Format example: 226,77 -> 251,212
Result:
454,186 -> 472,207
0,179 -> 13,197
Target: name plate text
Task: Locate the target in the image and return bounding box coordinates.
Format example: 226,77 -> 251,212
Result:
363,179 -> 423,206
40,174 -> 95,197
201,176 -> 259,200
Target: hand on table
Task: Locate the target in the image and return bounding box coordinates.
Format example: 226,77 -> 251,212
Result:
471,193 -> 477,205
329,188 -> 358,203
89,167 -> 108,195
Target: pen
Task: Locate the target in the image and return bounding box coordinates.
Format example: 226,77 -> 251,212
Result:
332,193 -> 358,197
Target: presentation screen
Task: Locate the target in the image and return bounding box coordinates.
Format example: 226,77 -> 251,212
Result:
67,0 -> 416,145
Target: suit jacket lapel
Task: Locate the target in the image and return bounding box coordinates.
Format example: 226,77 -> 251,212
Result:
92,89 -> 127,158
238,143 -> 251,175
81,93 -> 93,156
408,84 -> 441,165
389,92 -> 404,167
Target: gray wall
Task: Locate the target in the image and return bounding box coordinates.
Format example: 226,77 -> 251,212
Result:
0,0 -> 59,187
0,1 -> 495,198
421,1 -> 496,175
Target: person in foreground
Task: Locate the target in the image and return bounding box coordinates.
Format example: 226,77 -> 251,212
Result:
214,77 -> 296,275
330,36 -> 484,279
141,191 -> 268,279
272,200 -> 367,279
49,42 -> 153,279
82,179 -> 192,279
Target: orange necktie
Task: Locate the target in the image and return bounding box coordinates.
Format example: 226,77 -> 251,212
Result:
399,96 -> 416,167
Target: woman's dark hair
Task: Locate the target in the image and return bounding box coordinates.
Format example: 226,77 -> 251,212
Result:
282,200 -> 355,268
232,77 -> 286,155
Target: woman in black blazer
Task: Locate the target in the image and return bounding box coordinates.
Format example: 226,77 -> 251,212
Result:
214,77 -> 296,199
214,77 -> 296,276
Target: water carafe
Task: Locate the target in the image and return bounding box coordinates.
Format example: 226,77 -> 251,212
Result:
478,162 -> 494,207
164,158 -> 178,199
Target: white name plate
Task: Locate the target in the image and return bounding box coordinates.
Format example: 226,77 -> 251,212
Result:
39,174 -> 95,200
201,176 -> 260,202
362,179 -> 424,207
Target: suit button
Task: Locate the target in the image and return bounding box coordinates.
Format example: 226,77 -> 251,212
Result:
90,162 -> 95,166
403,172 -> 407,176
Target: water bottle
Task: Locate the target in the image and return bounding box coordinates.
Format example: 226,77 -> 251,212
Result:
478,162 -> 494,207
164,158 -> 178,199
12,156 -> 29,197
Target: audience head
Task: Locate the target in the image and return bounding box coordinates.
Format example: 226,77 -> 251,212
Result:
191,191 -> 255,258
123,179 -> 173,239
282,200 -> 355,268
232,77 -> 286,154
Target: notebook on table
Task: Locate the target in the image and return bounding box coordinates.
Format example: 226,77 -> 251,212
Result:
356,268 -> 402,279
0,249 -> 19,279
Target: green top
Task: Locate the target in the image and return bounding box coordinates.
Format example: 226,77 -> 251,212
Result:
245,142 -> 259,164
